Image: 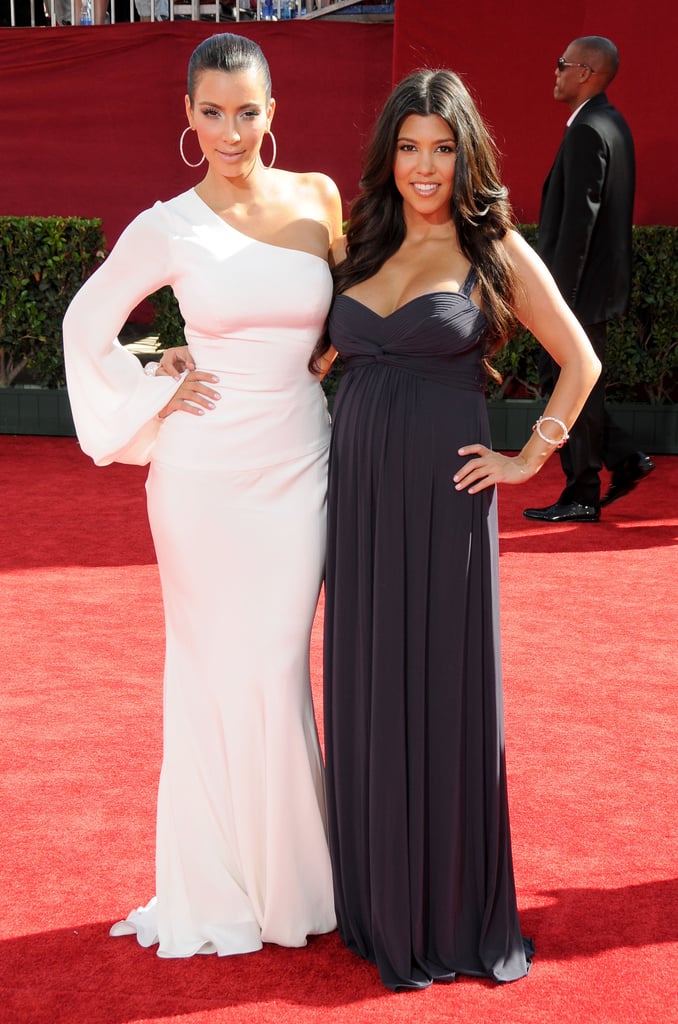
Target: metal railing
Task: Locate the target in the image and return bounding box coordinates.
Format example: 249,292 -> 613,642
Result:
1,0 -> 392,26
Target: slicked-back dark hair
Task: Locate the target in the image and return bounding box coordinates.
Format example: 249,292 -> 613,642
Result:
572,36 -> 620,88
331,69 -> 518,361
187,33 -> 272,105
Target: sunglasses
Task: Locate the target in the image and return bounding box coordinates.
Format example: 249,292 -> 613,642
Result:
557,57 -> 597,73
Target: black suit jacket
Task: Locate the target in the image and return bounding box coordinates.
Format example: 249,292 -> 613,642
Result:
536,92 -> 635,325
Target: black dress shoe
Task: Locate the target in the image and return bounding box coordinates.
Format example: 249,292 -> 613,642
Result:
523,501 -> 600,523
600,451 -> 655,507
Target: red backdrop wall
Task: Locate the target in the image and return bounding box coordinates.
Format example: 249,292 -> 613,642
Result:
393,0 -> 676,226
0,22 -> 394,250
0,3 -> 674,269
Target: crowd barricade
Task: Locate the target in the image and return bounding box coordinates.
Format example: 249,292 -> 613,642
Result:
0,0 -> 393,26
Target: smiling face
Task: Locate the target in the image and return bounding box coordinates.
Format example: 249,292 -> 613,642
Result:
392,113 -> 457,222
185,67 -> 274,180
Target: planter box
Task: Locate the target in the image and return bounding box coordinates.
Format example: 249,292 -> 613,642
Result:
488,398 -> 546,451
488,398 -> 678,454
1,388 -> 676,453
606,402 -> 678,455
0,387 -> 76,437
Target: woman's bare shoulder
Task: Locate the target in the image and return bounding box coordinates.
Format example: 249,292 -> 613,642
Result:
280,169 -> 343,237
270,167 -> 336,201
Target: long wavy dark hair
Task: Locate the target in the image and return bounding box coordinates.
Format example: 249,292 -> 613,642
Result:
312,69 -> 518,370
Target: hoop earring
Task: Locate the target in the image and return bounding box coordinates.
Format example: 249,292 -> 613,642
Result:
179,127 -> 205,168
261,130 -> 277,169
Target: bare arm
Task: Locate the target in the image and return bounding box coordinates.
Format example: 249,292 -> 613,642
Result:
313,234 -> 348,380
454,229 -> 601,493
321,174 -> 344,250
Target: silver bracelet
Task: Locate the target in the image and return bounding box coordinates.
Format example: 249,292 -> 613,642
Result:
533,415 -> 569,449
143,361 -> 160,377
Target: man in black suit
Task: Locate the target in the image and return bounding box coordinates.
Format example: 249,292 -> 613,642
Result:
524,36 -> 654,524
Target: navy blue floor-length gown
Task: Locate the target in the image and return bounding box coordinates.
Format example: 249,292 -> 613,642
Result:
323,269 -> 533,990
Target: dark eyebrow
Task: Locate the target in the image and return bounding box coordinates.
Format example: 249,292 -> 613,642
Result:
397,135 -> 456,144
196,100 -> 264,111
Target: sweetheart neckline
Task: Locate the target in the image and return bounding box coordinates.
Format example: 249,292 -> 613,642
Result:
336,290 -> 486,321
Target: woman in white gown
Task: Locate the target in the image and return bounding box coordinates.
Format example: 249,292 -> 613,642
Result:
63,33 -> 342,958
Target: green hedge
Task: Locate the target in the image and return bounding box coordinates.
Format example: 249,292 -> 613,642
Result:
1,218 -> 675,404
605,226 -> 678,403
488,224 -> 678,404
0,217 -> 106,387
148,285 -> 187,351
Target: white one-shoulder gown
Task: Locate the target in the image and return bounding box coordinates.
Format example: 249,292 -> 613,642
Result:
63,189 -> 336,957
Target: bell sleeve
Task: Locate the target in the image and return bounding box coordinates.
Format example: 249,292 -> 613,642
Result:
63,204 -> 185,467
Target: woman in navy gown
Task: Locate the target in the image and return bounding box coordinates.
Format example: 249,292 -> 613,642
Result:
314,69 -> 601,991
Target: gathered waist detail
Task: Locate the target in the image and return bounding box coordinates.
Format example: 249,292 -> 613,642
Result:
343,354 -> 485,392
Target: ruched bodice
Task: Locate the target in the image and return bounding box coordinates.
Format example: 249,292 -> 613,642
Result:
329,271 -> 488,391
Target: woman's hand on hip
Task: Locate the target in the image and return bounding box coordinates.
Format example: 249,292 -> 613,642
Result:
453,444 -> 539,493
156,346 -> 196,380
158,371 -> 221,419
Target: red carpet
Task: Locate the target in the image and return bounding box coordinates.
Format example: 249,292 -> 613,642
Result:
1,436 -> 676,1024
